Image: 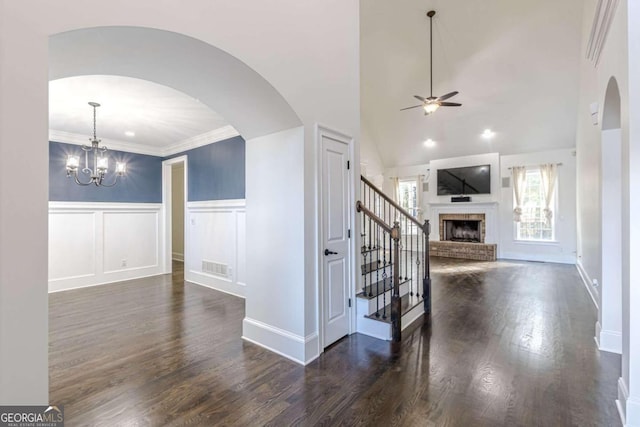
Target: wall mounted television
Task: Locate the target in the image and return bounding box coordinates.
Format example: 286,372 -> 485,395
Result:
437,164 -> 491,195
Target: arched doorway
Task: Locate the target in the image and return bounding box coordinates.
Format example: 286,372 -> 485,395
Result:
597,76 -> 622,354
0,1 -> 361,404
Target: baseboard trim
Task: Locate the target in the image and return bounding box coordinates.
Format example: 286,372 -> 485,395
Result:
595,321 -> 622,354
499,252 -> 576,264
617,377 -> 629,426
49,269 -> 162,293
242,317 -> 318,365
304,333 -> 320,365
186,270 -> 245,298
576,260 -> 599,309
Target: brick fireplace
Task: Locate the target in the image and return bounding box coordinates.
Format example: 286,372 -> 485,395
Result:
439,213 -> 486,243
429,212 -> 497,261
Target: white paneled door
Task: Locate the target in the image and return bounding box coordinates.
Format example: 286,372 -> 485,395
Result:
321,132 -> 352,347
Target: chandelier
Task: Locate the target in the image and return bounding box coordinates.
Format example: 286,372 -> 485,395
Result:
65,102 -> 126,187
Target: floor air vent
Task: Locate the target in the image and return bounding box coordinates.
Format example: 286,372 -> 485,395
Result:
202,260 -> 229,277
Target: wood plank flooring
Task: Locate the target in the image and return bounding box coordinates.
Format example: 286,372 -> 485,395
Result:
49,258 -> 622,426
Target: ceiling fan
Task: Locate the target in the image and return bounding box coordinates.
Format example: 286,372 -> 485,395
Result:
401,10 -> 462,115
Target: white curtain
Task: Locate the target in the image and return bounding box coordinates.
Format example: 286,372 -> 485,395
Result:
390,177 -> 400,224
512,166 -> 527,222
539,163 -> 558,225
391,177 -> 400,204
416,174 -> 424,223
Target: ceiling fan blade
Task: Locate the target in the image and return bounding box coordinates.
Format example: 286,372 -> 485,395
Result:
437,91 -> 459,101
400,105 -> 424,111
439,102 -> 462,107
413,95 -> 427,102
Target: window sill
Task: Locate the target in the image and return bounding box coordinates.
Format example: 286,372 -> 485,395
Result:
513,239 -> 559,246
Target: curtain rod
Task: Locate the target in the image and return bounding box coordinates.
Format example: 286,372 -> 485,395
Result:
507,163 -> 563,170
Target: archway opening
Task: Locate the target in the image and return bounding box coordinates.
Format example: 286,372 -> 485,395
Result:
597,76 -> 622,354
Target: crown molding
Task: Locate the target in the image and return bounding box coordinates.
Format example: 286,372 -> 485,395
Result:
49,130 -> 163,156
49,125 -> 241,158
586,0 -> 619,66
161,125 -> 240,157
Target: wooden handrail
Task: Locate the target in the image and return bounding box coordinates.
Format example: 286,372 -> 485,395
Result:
356,201 -> 393,234
360,175 -> 427,231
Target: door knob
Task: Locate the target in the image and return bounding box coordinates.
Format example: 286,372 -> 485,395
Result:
324,249 -> 338,256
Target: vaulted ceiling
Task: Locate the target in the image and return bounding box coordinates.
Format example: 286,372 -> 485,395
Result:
361,0 -> 585,167
48,2 -> 585,165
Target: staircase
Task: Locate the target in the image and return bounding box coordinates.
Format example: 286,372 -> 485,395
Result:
356,175 -> 431,341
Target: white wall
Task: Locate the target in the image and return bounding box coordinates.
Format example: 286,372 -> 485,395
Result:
360,126 -> 384,185
499,149 -> 577,264
48,203 -> 164,292
575,1 -> 640,424
186,200 -> 246,298
0,0 -> 359,399
243,127 -> 313,364
599,129 -> 623,353
385,150 -> 576,264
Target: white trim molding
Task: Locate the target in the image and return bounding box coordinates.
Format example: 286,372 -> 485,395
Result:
586,0 -> 620,65
161,126 -> 240,157
242,317 -> 319,365
48,202 -> 164,292
162,156 -> 188,274
50,125 -> 240,157
315,124 -> 356,352
618,376 -> 640,427
185,199 -> 246,298
576,259 -> 599,309
595,321 -> 622,354
49,130 -> 162,156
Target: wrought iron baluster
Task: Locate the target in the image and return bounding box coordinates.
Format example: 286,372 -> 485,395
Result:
404,216 -> 408,281
378,227 -> 386,318
383,232 -> 390,320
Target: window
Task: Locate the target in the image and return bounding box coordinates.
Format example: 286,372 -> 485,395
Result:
398,180 -> 418,218
398,179 -> 419,234
515,169 -> 556,241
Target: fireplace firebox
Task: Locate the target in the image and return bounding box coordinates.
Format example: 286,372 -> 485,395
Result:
443,220 -> 482,242
438,213 -> 486,243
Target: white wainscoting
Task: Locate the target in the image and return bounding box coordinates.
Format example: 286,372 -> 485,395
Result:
186,199 -> 246,298
49,202 -> 163,292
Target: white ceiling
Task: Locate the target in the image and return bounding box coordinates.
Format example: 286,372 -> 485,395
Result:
49,75 -> 232,149
49,27 -> 301,142
361,0 -> 585,167
49,5 -> 585,165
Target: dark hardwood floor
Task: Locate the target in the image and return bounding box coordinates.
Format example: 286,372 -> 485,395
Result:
49,258 -> 622,426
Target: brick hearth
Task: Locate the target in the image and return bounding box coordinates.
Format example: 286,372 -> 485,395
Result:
429,240 -> 497,261
431,212 -> 497,261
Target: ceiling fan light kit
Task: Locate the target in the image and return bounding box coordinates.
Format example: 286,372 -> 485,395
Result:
401,10 -> 462,116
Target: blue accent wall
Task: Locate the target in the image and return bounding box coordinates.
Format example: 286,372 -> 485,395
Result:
167,135 -> 245,201
49,135 -> 245,203
49,141 -> 163,203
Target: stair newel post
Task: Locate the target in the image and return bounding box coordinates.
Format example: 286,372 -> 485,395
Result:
422,220 -> 432,315
391,221 -> 402,342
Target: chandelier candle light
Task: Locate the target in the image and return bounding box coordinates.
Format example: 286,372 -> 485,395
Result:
66,102 -> 126,187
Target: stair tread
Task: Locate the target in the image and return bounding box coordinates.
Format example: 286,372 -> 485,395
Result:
364,293 -> 424,324
360,245 -> 380,254
357,277 -> 411,300
361,261 -> 393,275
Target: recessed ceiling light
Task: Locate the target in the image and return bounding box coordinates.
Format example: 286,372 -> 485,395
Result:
481,129 -> 495,139
424,138 -> 436,147
124,131 -> 135,137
